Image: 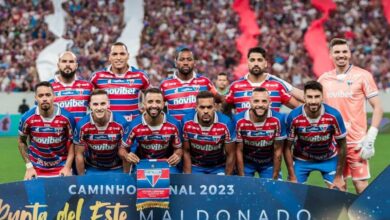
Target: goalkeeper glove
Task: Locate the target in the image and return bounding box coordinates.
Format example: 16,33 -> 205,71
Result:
355,127 -> 378,160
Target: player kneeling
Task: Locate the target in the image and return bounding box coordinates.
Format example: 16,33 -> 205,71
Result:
284,81 -> 347,190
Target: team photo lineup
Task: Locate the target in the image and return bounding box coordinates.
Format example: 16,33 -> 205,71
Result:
18,38 -> 383,195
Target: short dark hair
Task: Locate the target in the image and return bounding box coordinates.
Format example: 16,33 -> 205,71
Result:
196,91 -> 215,103
247,47 -> 267,59
304,81 -> 323,93
329,38 -> 348,49
89,89 -> 108,102
35,81 -> 53,93
144,87 -> 163,98
175,47 -> 194,60
253,87 -> 268,93
217,72 -> 228,77
111,42 -> 128,52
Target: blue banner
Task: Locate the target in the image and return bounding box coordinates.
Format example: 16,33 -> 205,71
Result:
0,174 -> 363,219
0,114 -> 19,137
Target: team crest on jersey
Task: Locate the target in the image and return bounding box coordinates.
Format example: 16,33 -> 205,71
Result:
347,80 -> 353,86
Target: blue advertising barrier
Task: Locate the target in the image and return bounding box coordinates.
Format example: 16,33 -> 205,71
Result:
0,174 -> 360,220
348,166 -> 390,219
0,114 -> 20,137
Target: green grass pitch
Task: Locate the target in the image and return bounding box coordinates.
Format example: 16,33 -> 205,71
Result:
0,134 -> 389,193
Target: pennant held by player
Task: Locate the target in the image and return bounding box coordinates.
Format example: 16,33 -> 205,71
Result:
136,159 -> 170,211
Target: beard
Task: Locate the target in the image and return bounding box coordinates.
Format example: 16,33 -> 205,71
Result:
249,66 -> 265,76
251,107 -> 268,118
178,65 -> 193,75
60,68 -> 76,80
40,102 -> 51,112
307,104 -> 321,114
146,107 -> 162,119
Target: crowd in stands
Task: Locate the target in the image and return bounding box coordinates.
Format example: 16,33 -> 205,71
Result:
62,0 -> 125,80
250,0 -> 390,90
0,0 -> 54,92
136,0 -> 241,86
0,0 -> 389,91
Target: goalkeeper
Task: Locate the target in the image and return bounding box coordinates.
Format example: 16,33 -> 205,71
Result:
318,38 -> 383,194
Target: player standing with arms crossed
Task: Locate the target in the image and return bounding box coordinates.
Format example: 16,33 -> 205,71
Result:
318,38 -> 383,193
160,47 -> 219,121
223,47 -> 303,115
50,51 -> 93,123
90,42 -> 150,121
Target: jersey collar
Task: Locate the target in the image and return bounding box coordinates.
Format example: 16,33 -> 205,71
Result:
302,104 -> 325,124
173,71 -> 197,83
244,73 -> 270,87
54,74 -> 77,86
90,110 -> 113,126
141,112 -> 167,130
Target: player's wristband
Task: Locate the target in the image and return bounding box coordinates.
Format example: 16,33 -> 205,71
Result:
25,162 -> 33,169
367,126 -> 378,141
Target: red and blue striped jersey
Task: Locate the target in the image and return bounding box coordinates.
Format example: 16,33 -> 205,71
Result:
160,73 -> 217,121
182,111 -> 235,167
49,76 -> 93,122
90,66 -> 150,121
18,106 -> 75,176
225,73 -> 292,113
122,113 -> 182,160
73,112 -> 128,169
286,104 -> 347,161
234,109 -> 286,165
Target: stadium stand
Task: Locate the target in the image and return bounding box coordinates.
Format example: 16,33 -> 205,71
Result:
136,0 -> 241,86
250,0 -> 390,89
0,0 -> 54,92
62,0 -> 125,80
0,0 -> 389,90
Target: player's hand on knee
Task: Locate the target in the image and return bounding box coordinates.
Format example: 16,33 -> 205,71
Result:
167,153 -> 181,166
126,152 -> 140,164
331,177 -> 346,191
59,167 -> 72,176
24,168 -> 37,180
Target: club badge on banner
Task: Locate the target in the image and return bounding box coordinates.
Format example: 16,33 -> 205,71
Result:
136,159 -> 170,211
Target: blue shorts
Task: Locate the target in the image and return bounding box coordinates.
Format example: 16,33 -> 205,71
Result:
191,165 -> 225,175
294,156 -> 338,184
85,166 -> 123,175
244,162 -> 282,180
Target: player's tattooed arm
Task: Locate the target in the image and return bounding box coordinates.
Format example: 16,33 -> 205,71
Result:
283,140 -> 297,182
285,96 -> 303,109
332,137 -> 347,191
60,143 -> 74,176
17,135 -> 30,163
291,87 -> 304,103
167,148 -> 182,166
75,145 -> 86,175
182,141 -> 192,174
225,142 -> 236,175
236,142 -> 245,176
272,140 -> 284,180
18,135 -> 37,180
